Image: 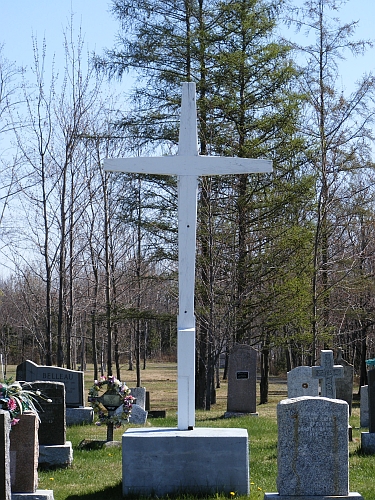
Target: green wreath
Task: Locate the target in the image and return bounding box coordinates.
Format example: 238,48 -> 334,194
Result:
88,376 -> 135,428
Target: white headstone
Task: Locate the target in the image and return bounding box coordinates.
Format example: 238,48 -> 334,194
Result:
105,82 -> 272,430
287,366 -> 319,398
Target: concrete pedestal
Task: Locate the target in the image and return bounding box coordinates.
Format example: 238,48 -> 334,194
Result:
39,442 -> 73,468
122,427 -> 249,496
361,431 -> 375,453
11,491 -> 54,500
264,494 -> 363,500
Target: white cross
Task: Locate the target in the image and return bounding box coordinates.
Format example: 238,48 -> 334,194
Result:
104,82 -> 272,430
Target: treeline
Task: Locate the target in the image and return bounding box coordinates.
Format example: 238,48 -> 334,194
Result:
1,0 -> 375,407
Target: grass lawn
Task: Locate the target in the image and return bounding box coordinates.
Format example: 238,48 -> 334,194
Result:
7,363 -> 374,499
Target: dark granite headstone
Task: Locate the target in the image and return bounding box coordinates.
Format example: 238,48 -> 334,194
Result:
226,344 -> 257,414
24,381 -> 66,445
368,368 -> 375,434
10,411 -> 39,493
0,410 -> 11,500
16,360 -> 83,407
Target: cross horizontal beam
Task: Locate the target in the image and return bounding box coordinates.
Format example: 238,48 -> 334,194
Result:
104,156 -> 272,177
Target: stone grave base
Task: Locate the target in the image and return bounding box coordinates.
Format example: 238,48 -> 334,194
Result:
264,494 -> 364,500
39,442 -> 73,468
11,490 -> 54,500
122,427 -> 249,496
361,431 -> 375,453
224,411 -> 259,418
66,407 -> 93,426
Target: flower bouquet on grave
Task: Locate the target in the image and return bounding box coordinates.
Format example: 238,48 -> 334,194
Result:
0,378 -> 51,426
88,375 -> 135,429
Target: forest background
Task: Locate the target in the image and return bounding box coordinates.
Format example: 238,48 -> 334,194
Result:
1,0 -> 375,410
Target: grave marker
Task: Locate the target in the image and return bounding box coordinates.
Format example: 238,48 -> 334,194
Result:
361,361 -> 375,453
226,344 -> 258,415
105,82 -> 272,430
287,366 -> 319,398
0,410 -> 11,500
10,411 -> 39,493
360,385 -> 369,428
335,348 -> 354,415
312,349 -> 343,398
16,360 -> 84,407
264,396 -> 364,500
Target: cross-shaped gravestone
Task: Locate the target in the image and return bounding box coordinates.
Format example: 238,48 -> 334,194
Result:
104,82 -> 272,430
312,350 -> 344,398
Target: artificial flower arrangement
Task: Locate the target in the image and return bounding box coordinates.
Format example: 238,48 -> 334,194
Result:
0,378 -> 51,426
88,375 -> 135,428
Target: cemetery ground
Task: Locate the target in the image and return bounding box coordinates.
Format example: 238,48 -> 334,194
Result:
6,363 -> 375,500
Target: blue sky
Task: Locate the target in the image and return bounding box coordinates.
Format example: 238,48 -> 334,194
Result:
1,0 -> 375,94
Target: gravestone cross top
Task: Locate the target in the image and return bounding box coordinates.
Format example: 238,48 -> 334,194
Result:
312,350 -> 344,398
104,82 -> 272,430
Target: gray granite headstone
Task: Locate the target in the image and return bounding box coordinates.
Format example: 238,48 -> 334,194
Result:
16,360 -> 84,407
10,411 -> 39,493
335,348 -> 354,415
115,403 -> 148,425
0,410 -> 11,500
226,344 -> 257,414
277,397 -> 349,497
130,387 -> 146,411
312,349 -> 343,398
287,366 -> 319,398
360,385 -> 369,428
24,381 -> 66,445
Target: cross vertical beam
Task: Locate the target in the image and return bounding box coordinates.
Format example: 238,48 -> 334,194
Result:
176,83 -> 199,429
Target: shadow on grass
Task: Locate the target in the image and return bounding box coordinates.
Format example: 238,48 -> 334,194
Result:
66,482 -> 123,500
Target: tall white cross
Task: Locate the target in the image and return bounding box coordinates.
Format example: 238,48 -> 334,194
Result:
105,82 -> 272,430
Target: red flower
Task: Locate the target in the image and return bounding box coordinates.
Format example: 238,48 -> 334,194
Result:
7,398 -> 17,411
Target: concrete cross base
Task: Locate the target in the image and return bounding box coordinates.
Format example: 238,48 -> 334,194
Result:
361,431 -> 375,453
122,427 -> 249,496
66,407 -> 93,426
11,491 -> 54,500
39,442 -> 73,468
264,493 -> 364,500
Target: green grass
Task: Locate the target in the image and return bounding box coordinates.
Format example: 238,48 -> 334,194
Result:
6,363 -> 375,499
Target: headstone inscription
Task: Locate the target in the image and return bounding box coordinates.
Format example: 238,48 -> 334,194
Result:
360,385 -> 369,428
104,82 -> 272,431
335,347 -> 354,415
311,349 -> 343,398
16,360 -> 84,407
0,410 -> 11,500
10,411 -> 39,493
264,396 -> 364,500
287,366 -> 319,398
226,344 -> 258,415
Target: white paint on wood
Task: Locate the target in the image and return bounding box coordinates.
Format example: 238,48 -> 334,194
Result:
104,156 -> 272,176
104,82 -> 273,430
